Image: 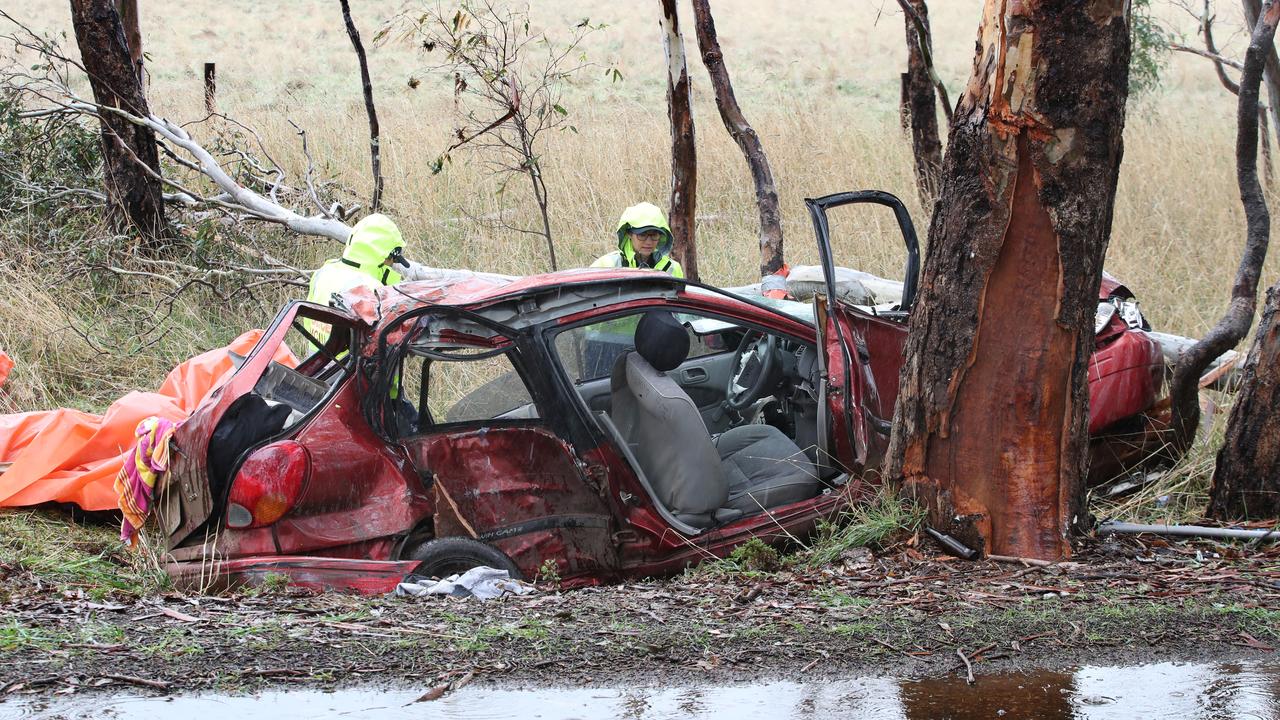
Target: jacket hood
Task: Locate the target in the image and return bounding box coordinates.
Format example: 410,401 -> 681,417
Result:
615,202 -> 674,265
343,214 -> 404,271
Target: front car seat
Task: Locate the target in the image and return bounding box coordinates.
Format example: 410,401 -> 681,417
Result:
609,311 -> 819,527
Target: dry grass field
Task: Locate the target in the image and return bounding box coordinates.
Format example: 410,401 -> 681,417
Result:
3,0 -> 1278,414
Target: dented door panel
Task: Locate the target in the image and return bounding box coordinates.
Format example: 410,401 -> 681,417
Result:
406,427 -> 617,581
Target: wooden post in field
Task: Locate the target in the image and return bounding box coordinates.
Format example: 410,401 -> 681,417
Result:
204,62 -> 216,114
659,0 -> 699,282
884,0 -> 1132,560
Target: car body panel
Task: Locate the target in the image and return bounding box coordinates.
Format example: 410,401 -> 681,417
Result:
161,192 -> 1169,594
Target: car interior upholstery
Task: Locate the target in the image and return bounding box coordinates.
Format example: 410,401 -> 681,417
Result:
606,310 -> 821,528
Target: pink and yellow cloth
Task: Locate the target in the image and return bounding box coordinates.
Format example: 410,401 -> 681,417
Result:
115,416 -> 178,545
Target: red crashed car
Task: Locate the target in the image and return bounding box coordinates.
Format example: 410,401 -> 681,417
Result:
155,191 -> 1164,593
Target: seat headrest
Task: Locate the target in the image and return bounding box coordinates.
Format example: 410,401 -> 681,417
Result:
635,310 -> 689,372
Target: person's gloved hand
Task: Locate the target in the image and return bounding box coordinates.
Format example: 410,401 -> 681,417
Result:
393,259 -> 433,282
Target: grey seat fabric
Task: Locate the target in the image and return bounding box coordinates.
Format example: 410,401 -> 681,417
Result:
610,352 -> 729,527
716,425 -> 820,513
610,352 -> 821,526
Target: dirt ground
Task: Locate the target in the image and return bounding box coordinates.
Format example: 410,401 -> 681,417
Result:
1,535 -> 1277,699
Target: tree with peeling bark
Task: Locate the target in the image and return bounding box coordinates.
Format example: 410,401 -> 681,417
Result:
690,0 -> 783,278
1167,1 -> 1280,461
884,0 -> 1132,561
898,0 -> 943,206
69,0 -> 166,244
659,0 -> 699,282
339,0 -> 383,212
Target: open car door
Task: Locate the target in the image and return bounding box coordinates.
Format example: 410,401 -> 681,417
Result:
369,305 -> 618,581
806,191 -> 920,475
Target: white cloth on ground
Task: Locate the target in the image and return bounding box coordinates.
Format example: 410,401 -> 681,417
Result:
394,566 -> 535,600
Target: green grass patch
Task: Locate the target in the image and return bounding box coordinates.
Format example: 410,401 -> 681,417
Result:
0,510 -> 169,598
801,487 -> 925,568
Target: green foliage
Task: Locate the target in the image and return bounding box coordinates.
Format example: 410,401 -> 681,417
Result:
1130,0 -> 1171,97
536,558 -> 561,587
0,89 -> 100,215
724,537 -> 782,573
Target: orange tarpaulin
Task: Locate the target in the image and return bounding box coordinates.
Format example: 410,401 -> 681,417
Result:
0,330 -> 297,512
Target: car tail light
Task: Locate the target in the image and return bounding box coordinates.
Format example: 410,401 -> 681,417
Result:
226,440 -> 310,529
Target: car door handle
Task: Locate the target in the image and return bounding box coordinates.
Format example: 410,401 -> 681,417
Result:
682,367 -> 708,384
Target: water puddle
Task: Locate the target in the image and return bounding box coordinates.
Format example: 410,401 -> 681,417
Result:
4,661 -> 1277,719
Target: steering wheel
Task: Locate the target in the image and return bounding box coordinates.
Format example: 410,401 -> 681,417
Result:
725,330 -> 778,411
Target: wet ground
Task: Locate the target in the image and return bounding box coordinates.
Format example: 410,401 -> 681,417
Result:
5,661 -> 1278,719
1,535 -> 1276,702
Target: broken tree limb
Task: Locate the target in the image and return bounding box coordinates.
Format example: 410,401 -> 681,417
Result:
689,0 -> 784,278
1167,1 -> 1280,460
884,0 -> 1132,561
659,0 -> 699,282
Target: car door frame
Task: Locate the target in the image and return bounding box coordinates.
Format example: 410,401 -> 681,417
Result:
806,190 -> 921,473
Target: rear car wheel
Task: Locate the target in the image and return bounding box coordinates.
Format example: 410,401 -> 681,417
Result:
405,537 -> 522,580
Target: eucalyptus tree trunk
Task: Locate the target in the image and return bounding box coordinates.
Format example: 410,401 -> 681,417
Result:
659,0 -> 699,282
1205,3 -> 1280,521
690,0 -> 783,277
1167,1 -> 1280,458
1209,281 -> 1280,519
70,0 -> 166,244
884,0 -> 1132,560
901,0 -> 942,206
113,0 -> 142,83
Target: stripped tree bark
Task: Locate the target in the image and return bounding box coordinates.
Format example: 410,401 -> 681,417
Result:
70,0 -> 166,243
1209,280 -> 1280,519
659,0 -> 699,282
690,0 -> 783,277
1167,1 -> 1280,459
884,0 -> 1132,560
898,0 -> 943,206
339,0 -> 383,212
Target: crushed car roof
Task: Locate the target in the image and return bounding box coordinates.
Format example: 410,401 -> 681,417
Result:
339,267 -> 678,327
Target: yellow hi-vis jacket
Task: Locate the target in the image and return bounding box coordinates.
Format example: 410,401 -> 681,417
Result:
591,202 -> 685,278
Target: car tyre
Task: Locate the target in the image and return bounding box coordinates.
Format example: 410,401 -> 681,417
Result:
404,537 -> 522,580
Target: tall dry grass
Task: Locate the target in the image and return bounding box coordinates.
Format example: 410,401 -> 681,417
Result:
3,0 -> 1278,412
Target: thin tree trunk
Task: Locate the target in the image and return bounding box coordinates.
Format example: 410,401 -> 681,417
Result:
1244,0 -> 1280,156
900,0 -> 942,207
659,0 -> 699,282
113,0 -> 141,83
884,0 -> 1132,560
690,0 -> 783,278
70,0 -> 166,245
339,0 -> 383,212
1168,2 -> 1280,458
1209,280 -> 1280,519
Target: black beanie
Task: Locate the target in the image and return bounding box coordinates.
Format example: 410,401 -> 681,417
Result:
634,311 -> 690,372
